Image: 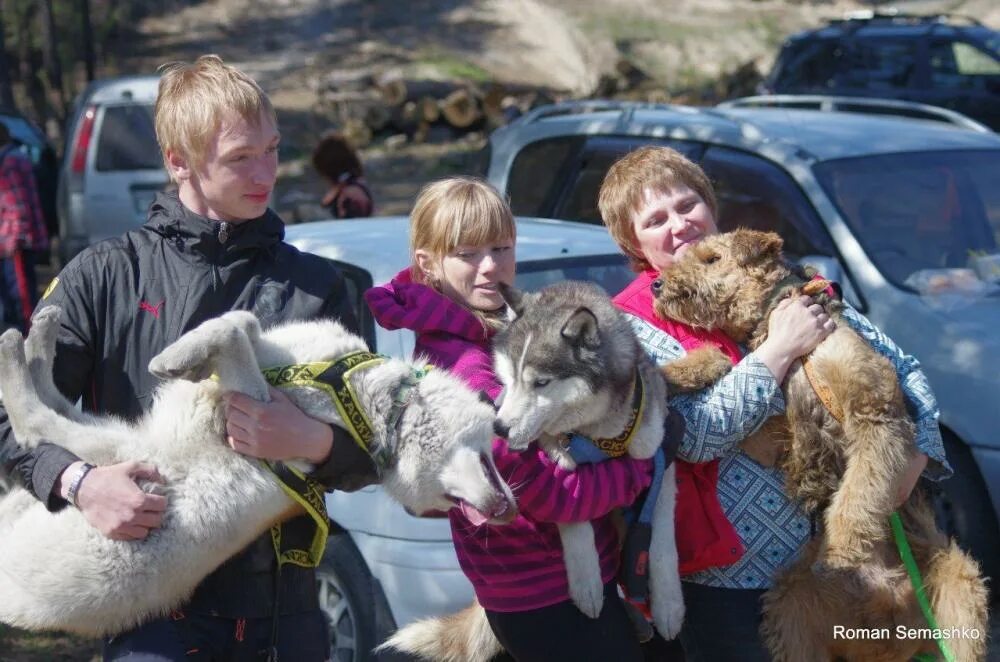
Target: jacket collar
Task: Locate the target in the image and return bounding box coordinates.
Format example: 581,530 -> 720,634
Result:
144,191 -> 285,260
365,269 -> 493,344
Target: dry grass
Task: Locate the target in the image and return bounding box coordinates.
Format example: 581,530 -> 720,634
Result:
0,625 -> 100,662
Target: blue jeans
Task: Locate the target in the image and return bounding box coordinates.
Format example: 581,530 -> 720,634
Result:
678,582 -> 770,661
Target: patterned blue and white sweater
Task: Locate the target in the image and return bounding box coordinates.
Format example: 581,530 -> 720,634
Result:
626,306 -> 952,590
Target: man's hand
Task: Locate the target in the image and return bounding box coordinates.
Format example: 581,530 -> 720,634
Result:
59,461 -> 167,540
223,386 -> 333,464
896,452 -> 929,508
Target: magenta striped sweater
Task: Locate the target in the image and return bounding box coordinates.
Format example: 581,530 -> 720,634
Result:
365,270 -> 652,612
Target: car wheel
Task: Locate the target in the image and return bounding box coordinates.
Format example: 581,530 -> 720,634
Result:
318,533 -> 378,662
933,433 -> 1000,599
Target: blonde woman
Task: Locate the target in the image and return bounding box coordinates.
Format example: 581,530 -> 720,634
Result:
365,177 -> 652,661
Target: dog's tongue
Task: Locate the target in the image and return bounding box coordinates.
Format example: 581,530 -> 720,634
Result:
459,501 -> 490,527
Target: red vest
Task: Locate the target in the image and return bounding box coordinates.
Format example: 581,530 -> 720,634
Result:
613,271 -> 744,575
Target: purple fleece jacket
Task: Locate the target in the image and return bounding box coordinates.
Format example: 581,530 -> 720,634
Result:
365,269 -> 652,612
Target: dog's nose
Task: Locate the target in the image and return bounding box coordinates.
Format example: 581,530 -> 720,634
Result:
651,279 -> 663,294
493,420 -> 510,438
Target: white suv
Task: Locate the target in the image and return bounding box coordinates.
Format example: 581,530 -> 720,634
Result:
56,75 -> 168,264
284,216 -> 634,660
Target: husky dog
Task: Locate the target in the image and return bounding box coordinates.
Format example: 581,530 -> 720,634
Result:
653,229 -> 988,661
0,306 -> 516,638
382,281 -> 703,662
492,281 -> 684,633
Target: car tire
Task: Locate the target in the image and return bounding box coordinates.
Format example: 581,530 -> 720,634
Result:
933,433 -> 1000,600
318,533 -> 379,662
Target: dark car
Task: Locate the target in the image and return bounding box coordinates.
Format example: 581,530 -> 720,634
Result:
0,108 -> 59,250
760,11 -> 1000,130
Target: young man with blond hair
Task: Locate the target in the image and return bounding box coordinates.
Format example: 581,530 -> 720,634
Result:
0,55 -> 376,660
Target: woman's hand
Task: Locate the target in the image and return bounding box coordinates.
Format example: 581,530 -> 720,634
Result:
755,295 -> 836,382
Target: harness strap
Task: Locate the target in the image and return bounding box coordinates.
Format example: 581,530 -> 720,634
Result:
261,352 -> 392,469
891,511 -> 956,662
264,462 -> 330,569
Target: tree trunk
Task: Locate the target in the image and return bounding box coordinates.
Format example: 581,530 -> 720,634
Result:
39,0 -> 66,119
0,7 -> 17,110
16,5 -> 48,122
81,0 -> 96,82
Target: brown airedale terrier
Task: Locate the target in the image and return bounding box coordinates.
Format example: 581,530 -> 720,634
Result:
652,229 -> 988,661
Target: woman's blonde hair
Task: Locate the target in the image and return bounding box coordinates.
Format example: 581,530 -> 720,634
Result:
409,176 -> 516,285
598,146 -> 717,271
155,54 -> 276,181
409,177 -> 516,328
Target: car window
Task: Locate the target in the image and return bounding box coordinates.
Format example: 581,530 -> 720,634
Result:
700,146 -> 835,259
813,149 -> 1000,288
506,136 -> 581,217
839,39 -> 919,91
516,254 -> 632,295
554,138 -> 703,224
929,39 -> 1000,89
329,261 -> 376,350
772,39 -> 842,91
96,104 -> 161,172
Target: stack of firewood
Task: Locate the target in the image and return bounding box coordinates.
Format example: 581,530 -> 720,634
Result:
313,56 -> 763,148
315,68 -> 558,148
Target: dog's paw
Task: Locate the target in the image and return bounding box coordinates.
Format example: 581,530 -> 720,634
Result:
652,594 -> 685,640
569,579 -> 604,619
149,343 -> 213,382
26,306 -> 61,360
0,328 -> 25,360
219,311 -> 262,343
555,451 -> 578,471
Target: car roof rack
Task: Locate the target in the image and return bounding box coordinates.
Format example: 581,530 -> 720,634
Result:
518,99 -> 680,125
718,95 -> 992,133
830,9 -> 983,28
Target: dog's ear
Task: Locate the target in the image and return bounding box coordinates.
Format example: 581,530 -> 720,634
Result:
561,307 -> 600,349
730,229 -> 783,266
498,282 -> 525,318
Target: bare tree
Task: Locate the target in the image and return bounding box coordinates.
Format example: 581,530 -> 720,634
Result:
81,0 -> 96,82
0,5 -> 17,110
39,0 -> 66,118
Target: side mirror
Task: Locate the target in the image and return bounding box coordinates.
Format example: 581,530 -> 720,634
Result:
797,255 -> 862,310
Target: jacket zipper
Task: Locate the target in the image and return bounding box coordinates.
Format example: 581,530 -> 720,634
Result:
213,221 -> 231,289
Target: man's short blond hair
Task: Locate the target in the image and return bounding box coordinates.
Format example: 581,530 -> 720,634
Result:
409,176 -> 516,285
598,146 -> 717,272
155,54 -> 275,179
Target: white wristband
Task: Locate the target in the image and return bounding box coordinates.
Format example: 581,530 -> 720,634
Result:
66,462 -> 95,507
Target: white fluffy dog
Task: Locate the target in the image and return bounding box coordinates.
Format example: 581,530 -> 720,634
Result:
0,306 -> 516,637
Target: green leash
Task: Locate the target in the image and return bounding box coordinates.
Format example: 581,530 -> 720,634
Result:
890,511 -> 955,662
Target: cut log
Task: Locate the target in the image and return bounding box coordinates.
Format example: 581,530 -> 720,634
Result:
375,73 -> 471,108
440,88 -> 482,129
417,96 -> 440,124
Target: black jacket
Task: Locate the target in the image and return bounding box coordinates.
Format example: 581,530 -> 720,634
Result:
0,192 -> 378,617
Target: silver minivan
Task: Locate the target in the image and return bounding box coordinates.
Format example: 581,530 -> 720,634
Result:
56,75 -> 168,264
485,97 -> 1000,589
